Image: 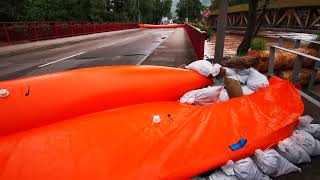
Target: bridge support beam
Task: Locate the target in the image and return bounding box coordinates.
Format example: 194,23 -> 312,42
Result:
208,6 -> 320,31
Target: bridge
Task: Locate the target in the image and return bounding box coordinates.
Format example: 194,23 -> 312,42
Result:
208,0 -> 320,32
0,21 -> 320,179
0,23 -> 205,81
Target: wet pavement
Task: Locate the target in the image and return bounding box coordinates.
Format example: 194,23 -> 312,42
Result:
0,28 -> 174,81
142,28 -> 196,67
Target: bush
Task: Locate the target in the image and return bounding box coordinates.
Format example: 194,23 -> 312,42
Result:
191,23 -> 214,39
250,37 -> 267,51
316,31 -> 320,40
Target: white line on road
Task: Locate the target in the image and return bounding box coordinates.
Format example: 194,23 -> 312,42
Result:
37,30 -> 161,68
37,36 -> 138,68
38,52 -> 86,68
97,35 -> 141,49
136,30 -> 174,65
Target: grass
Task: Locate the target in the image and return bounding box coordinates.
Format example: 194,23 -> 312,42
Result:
250,37 -> 267,51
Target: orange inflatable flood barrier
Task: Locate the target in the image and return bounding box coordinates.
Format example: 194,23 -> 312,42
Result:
0,66 -> 211,136
139,24 -> 185,29
0,77 -> 303,180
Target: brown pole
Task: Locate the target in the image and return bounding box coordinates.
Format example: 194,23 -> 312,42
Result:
214,0 -> 228,64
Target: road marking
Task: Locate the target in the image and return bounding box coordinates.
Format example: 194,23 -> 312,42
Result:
97,42 -> 117,49
97,35 -> 142,49
38,52 -> 85,68
37,36 -> 136,68
136,29 -> 174,65
37,30 -> 168,68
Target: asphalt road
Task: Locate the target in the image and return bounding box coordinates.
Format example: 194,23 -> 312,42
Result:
0,28 -> 174,81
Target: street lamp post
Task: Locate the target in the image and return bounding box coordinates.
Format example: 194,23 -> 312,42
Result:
137,0 -> 141,23
186,0 -> 189,23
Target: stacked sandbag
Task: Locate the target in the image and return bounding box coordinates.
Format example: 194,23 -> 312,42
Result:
182,61 -> 269,105
180,86 -> 223,105
186,60 -> 222,77
223,56 -> 260,69
218,67 -> 269,102
192,115 -> 320,180
223,48 -> 318,85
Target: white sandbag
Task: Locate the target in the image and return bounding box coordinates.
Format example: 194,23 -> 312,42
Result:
291,130 -> 320,156
180,86 -> 223,105
186,60 -> 221,77
225,67 -> 237,76
241,86 -> 254,95
246,68 -> 269,91
221,160 -> 235,176
296,115 -> 320,139
236,69 -> 250,76
276,137 -> 311,164
207,170 -> 238,180
254,149 -> 301,177
297,115 -> 314,129
224,68 -> 250,84
211,64 -> 222,77
315,139 -> 320,156
234,157 -> 270,180
218,88 -> 229,102
300,124 -> 320,140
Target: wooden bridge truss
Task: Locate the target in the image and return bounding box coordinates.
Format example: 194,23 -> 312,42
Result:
208,7 -> 320,31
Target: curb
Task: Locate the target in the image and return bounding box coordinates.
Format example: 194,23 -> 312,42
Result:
137,28 -> 177,65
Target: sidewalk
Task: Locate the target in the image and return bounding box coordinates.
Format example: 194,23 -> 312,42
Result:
0,29 -> 140,57
142,28 -> 196,67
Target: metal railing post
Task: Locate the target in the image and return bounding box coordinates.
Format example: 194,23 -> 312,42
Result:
294,39 -> 301,49
291,55 -> 303,85
70,23 -> 74,36
308,61 -> 319,90
33,25 -> 39,41
53,22 -> 58,38
279,36 -> 283,47
4,24 -> 11,45
308,48 -> 320,90
268,47 -> 276,77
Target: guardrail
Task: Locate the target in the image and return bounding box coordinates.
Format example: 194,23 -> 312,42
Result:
268,45 -> 320,98
184,24 -> 206,60
0,22 -> 139,45
276,36 -> 320,90
278,36 -> 320,49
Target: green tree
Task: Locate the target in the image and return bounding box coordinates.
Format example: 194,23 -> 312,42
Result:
23,0 -> 72,21
0,0 -> 26,21
176,0 -> 203,21
1,0 -> 172,23
237,0 -> 270,55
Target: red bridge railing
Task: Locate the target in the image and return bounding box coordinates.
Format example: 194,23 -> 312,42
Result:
0,22 -> 139,45
184,24 -> 206,60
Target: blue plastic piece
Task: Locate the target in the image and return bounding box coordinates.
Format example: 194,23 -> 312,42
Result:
230,138 -> 247,151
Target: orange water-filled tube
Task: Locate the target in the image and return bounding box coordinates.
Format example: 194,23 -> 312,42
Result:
0,66 -> 211,136
0,77 -> 303,180
139,24 -> 185,29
